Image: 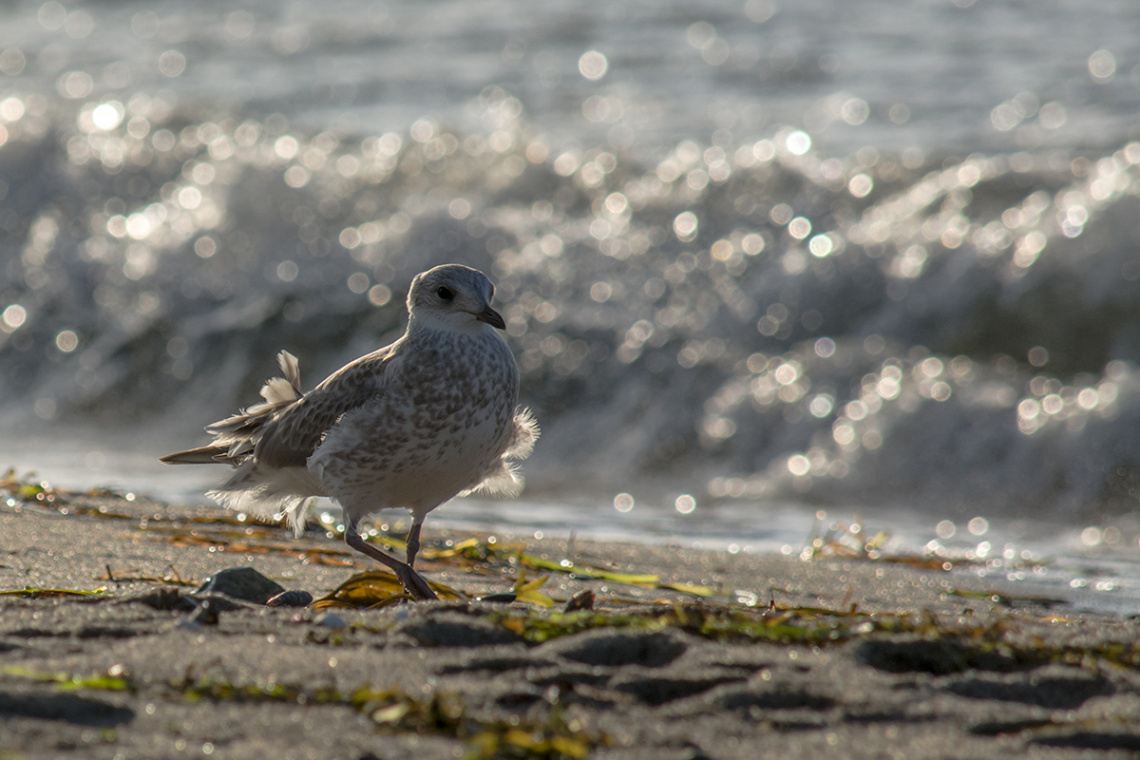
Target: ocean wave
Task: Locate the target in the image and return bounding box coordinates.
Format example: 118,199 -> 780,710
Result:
3,90 -> 1140,519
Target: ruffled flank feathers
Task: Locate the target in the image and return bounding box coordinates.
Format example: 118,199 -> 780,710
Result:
464,407 -> 540,498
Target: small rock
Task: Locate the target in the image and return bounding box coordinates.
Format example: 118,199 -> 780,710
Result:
314,613 -> 348,628
195,567 -> 285,605
563,589 -> 595,612
266,590 -> 314,608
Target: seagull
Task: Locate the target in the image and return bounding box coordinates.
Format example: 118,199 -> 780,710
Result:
161,264 -> 538,600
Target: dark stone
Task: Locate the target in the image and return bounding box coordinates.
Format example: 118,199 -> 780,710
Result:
194,567 -> 285,605
563,589 -> 595,612
266,590 -> 314,608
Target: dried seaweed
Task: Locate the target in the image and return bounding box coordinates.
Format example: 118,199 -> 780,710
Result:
1,665 -> 132,692
512,571 -> 555,607
140,524 -> 365,567
310,570 -> 467,610
1,468 -> 63,505
0,587 -> 108,598
96,564 -> 197,587
137,520 -> 724,602
507,549 -> 719,599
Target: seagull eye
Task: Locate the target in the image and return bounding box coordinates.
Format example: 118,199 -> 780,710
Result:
436,286 -> 454,301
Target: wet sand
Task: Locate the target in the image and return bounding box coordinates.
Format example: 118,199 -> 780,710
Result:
2,486 -> 1140,759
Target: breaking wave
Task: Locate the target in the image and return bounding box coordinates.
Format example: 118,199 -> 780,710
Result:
3,88 -> 1140,520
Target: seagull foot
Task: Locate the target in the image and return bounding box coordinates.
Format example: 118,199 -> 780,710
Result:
397,564 -> 438,601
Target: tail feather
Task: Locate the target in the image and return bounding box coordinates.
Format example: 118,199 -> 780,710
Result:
163,351 -> 305,466
161,350 -> 317,534
159,445 -> 232,465
202,351 -> 304,450
275,350 -> 302,398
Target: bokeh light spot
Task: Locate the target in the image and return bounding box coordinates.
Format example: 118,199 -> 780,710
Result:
158,50 -> 187,78
2,304 -> 27,331
614,493 -> 634,513
785,131 -> 811,156
1088,50 -> 1116,83
368,284 -> 392,307
578,50 -> 608,80
673,210 -> 699,241
276,260 -> 299,282
675,494 -> 697,514
91,102 -> 124,131
347,272 -> 370,294
55,330 -> 79,353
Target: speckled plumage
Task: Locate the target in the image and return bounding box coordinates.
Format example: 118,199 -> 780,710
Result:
162,264 -> 538,599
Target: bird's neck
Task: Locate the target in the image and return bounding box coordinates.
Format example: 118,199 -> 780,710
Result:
407,310 -> 489,338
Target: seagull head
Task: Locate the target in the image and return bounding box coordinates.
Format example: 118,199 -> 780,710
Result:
407,264 -> 506,331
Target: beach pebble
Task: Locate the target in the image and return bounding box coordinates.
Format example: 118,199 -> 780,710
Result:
194,567 -> 285,605
266,590 -> 313,608
313,613 -> 348,628
563,589 -> 595,612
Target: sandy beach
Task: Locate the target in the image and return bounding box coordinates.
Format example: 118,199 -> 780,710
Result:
2,480 -> 1139,760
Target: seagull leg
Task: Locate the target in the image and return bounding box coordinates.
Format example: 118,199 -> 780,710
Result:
344,520 -> 438,601
405,519 -> 424,567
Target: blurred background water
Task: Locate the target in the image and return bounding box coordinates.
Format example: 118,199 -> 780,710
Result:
3,0 -> 1140,611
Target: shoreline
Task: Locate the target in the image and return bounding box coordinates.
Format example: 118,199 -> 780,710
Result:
2,484 -> 1140,759
7,451 -> 1140,621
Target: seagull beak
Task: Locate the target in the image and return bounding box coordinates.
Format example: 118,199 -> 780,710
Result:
475,305 -> 506,330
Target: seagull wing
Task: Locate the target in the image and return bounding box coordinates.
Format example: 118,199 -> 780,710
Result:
252,345 -> 399,469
